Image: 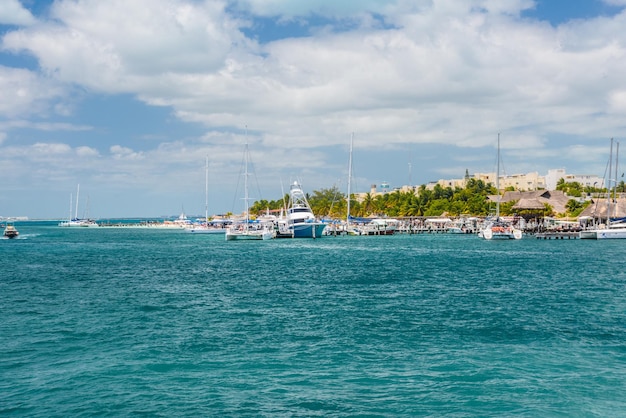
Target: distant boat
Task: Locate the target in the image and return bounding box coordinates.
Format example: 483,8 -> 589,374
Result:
186,156 -> 224,234
580,138 -> 626,239
358,218 -> 399,235
478,134 -> 522,240
225,137 -> 275,241
3,223 -> 19,239
58,184 -> 99,227
276,180 -> 326,238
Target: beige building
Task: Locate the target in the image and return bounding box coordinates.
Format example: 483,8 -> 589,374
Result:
426,171 -> 545,192
354,169 -> 601,201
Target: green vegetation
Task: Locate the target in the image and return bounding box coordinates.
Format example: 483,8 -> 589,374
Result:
248,178 -> 606,219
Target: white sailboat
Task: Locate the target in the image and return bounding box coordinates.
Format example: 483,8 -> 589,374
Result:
580,138 -> 626,239
225,136 -> 275,241
478,134 -> 522,240
345,133 -> 362,236
58,184 -> 99,227
187,156 -> 226,234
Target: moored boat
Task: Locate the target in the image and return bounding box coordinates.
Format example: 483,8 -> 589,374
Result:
277,181 -> 326,238
478,135 -> 522,241
352,218 -> 398,235
580,139 -> 626,240
58,184 -> 99,227
185,156 -> 226,234
225,137 -> 275,241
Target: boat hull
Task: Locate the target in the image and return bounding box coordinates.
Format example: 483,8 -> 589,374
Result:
291,223 -> 326,238
580,227 -> 626,239
480,226 -> 522,240
186,228 -> 226,234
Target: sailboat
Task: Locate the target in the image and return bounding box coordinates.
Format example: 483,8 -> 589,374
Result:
225,136 -> 275,241
580,138 -> 626,239
58,184 -> 99,227
345,133 -> 362,236
186,156 -> 226,234
478,134 -> 522,240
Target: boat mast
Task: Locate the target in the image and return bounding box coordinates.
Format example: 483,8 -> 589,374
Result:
614,141 -> 619,221
204,155 -> 209,226
347,133 -> 354,228
607,138 -> 613,226
496,134 -> 500,220
244,127 -> 250,230
75,184 -> 80,220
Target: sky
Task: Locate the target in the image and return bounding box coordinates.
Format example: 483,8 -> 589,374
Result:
2,0 -> 626,219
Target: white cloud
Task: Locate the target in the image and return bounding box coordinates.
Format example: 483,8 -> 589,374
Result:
76,146 -> 99,157
0,0 -> 37,26
110,145 -> 144,160
0,66 -> 66,118
3,0 -> 626,217
2,0 -> 248,93
5,0 -> 626,151
31,142 -> 72,155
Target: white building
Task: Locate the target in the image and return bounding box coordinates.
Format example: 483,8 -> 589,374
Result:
545,169 -> 603,191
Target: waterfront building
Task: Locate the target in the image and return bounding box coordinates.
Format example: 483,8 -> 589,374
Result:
545,169 -> 603,191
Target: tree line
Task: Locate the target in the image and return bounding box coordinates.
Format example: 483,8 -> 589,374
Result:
248,178 -> 612,219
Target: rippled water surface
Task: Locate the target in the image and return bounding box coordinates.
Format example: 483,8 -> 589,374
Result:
2,223 -> 626,416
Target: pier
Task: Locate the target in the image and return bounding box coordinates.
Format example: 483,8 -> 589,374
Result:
534,231 -> 579,240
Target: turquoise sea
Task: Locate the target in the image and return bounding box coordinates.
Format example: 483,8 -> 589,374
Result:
2,222 -> 626,416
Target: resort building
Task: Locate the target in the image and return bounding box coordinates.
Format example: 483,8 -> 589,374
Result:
354,169 -> 603,203
544,169 -> 603,191
425,171 -> 545,192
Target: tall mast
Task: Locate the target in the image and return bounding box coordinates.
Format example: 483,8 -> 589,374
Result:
347,133 -> 354,227
606,138 -> 617,227
205,155 -> 209,226
75,184 -> 80,220
244,127 -> 250,229
496,134 -> 500,220
614,141 -> 619,220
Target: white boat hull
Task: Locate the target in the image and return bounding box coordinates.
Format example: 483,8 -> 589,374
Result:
480,225 -> 522,240
580,227 -> 626,239
186,227 -> 226,234
225,230 -> 274,240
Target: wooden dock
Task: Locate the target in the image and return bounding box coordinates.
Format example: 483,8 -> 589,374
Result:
534,231 -> 579,240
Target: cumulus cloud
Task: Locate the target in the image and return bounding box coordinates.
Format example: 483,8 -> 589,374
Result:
3,0 -> 248,93
0,67 -> 67,118
110,145 -> 144,160
4,0 -> 626,151
3,0 -> 626,217
0,0 -> 37,26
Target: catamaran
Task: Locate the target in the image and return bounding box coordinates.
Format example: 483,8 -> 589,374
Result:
478,134 -> 523,240
225,137 -> 275,241
580,138 -> 626,239
58,184 -> 99,227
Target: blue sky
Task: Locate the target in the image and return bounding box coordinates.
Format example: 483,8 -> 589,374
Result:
2,0 -> 626,219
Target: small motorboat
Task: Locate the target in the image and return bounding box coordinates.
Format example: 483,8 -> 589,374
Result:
3,224 -> 19,239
